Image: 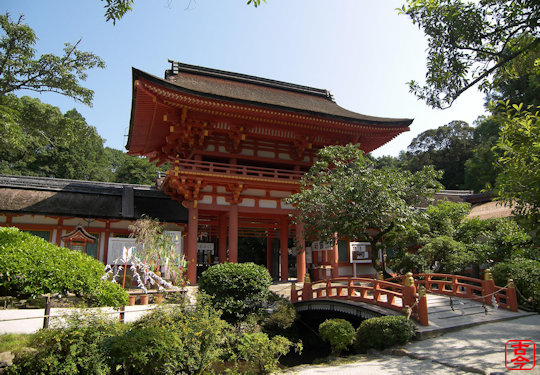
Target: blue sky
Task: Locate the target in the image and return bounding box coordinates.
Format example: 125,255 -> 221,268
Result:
3,0 -> 486,157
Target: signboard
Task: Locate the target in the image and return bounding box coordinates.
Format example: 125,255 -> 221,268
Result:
349,242 -> 370,263
305,246 -> 312,263
197,242 -> 214,254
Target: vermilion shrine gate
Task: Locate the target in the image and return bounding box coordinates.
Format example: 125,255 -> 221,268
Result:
126,61 -> 412,284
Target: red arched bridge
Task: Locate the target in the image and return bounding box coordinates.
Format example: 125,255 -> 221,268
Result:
290,273 -> 519,327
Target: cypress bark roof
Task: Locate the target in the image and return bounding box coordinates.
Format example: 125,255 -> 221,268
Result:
0,175 -> 187,222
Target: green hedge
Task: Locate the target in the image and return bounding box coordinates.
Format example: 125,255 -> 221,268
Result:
492,258 -> 540,312
354,316 -> 415,352
198,262 -> 272,323
0,227 -> 127,307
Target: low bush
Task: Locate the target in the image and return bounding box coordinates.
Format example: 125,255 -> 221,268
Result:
198,262 -> 272,323
261,296 -> 297,337
7,313 -> 124,375
236,332 -> 300,374
0,227 -> 127,307
106,300 -> 228,374
492,258 -> 540,311
354,316 -> 415,352
318,318 -> 355,356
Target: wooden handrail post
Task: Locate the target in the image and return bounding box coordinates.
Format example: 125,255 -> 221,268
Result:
326,280 -> 332,298
506,279 -> 518,312
373,280 -> 381,302
302,274 -> 312,301
291,282 -> 298,303
43,294 -> 51,329
417,285 -> 429,326
119,305 -> 125,323
482,269 -> 495,306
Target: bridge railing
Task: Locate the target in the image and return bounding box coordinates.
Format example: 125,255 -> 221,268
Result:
385,273 -> 518,312
291,276 -> 429,325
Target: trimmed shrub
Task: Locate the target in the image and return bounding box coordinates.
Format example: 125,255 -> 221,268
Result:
492,258 -> 540,311
0,227 -> 127,306
354,316 -> 415,352
318,318 -> 355,356
8,313 -> 124,375
106,301 -> 228,374
198,262 -> 272,323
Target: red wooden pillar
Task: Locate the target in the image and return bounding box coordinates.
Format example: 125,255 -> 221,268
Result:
186,202 -> 198,284
218,213 -> 227,263
296,221 -> 306,282
280,217 -> 289,281
330,234 -> 339,279
266,229 -> 273,275
228,204 -> 238,263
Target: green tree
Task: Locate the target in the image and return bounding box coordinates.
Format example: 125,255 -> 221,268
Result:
494,102 -> 540,237
112,151 -> 160,185
400,0 -> 540,109
0,13 -> 104,106
285,144 -> 442,272
404,120 -> 475,189
464,116 -> 504,192
0,95 -> 109,180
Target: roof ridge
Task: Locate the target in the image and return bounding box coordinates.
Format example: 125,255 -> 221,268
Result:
166,60 -> 335,102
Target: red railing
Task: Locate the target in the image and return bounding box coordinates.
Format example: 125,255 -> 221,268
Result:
169,158 -> 304,182
291,277 -> 429,325
385,273 -> 518,312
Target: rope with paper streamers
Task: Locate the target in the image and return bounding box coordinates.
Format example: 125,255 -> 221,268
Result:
102,249 -> 174,294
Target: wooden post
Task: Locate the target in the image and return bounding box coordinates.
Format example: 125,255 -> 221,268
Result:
417,285 -> 429,326
280,217 -> 289,281
302,273 -> 312,301
119,305 -> 125,323
290,282 -> 298,303
296,222 -> 306,283
266,230 -> 273,275
186,202 -> 198,284
402,272 -> 417,308
218,213 -> 227,263
482,269 -> 495,306
228,204 -> 239,263
43,295 -> 51,329
330,234 -> 339,279
507,279 -> 518,312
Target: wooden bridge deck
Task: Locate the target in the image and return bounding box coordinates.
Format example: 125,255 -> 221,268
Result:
415,293 -> 536,338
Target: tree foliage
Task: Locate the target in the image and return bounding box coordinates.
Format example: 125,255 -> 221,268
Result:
286,144 -> 442,271
405,120 -> 475,189
0,13 -> 104,106
400,0 -> 540,109
101,0 -> 267,24
494,102 -> 540,235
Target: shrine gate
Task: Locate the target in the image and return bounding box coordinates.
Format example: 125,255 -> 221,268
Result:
126,61 -> 411,284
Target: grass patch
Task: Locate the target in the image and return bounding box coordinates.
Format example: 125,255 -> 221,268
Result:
0,333 -> 33,352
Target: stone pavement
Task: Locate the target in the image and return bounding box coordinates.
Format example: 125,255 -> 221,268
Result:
284,314 -> 540,374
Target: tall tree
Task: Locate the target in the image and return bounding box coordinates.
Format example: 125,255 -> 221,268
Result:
285,144 -> 442,272
0,13 -> 104,106
404,120 -> 475,189
400,0 -> 540,109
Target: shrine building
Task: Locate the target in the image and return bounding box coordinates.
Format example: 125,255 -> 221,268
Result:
126,61 -> 412,284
